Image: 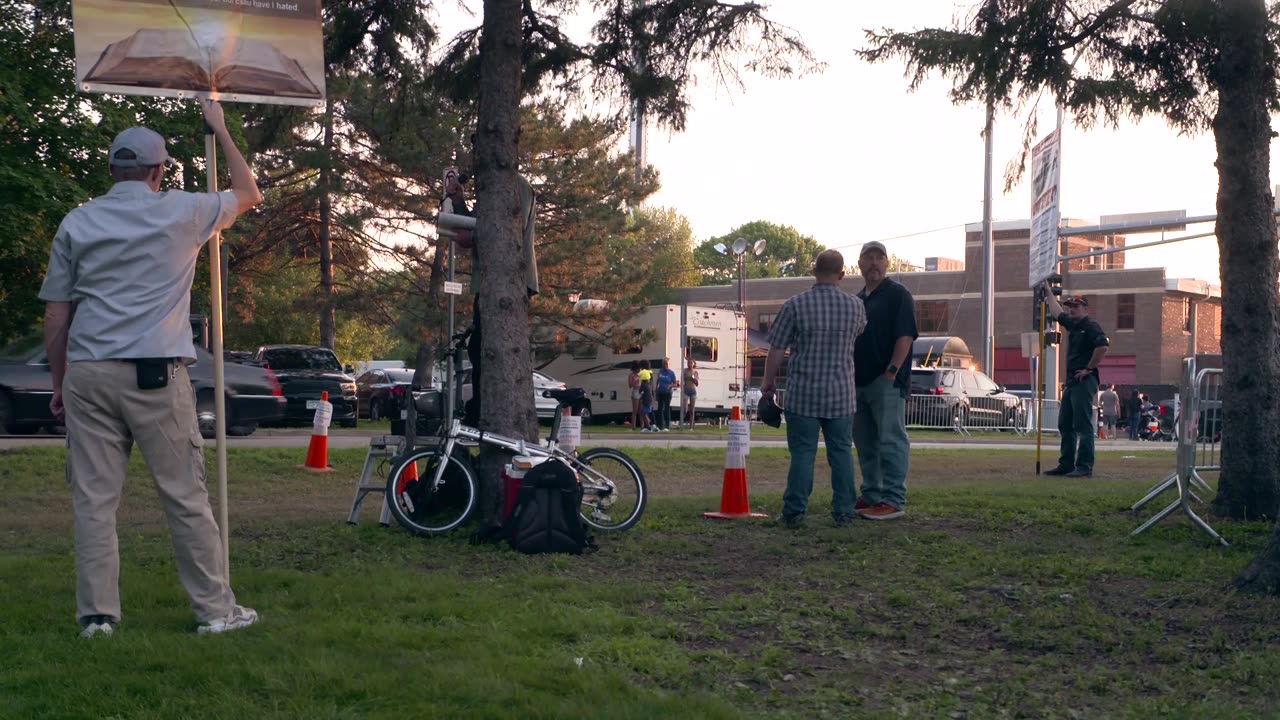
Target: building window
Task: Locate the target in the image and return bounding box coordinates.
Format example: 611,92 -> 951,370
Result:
758,313 -> 776,333
1117,294 -> 1135,330
916,300 -> 949,333
1183,299 -> 1194,333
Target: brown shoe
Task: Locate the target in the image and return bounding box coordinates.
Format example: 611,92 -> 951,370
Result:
858,502 -> 904,521
854,497 -> 872,511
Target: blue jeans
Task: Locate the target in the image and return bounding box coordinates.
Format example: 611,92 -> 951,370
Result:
1128,411 -> 1141,440
783,413 -> 856,518
853,377 -> 910,510
1058,376 -> 1099,472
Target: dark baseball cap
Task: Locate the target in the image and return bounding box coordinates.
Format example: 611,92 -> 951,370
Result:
109,127 -> 171,168
1062,295 -> 1088,307
757,393 -> 783,428
859,240 -> 888,258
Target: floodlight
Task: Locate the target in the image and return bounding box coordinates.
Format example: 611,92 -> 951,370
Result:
714,242 -> 727,254
753,239 -> 767,256
731,237 -> 747,255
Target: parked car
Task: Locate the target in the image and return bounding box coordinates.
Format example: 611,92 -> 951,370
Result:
0,335 -> 285,437
251,345 -> 358,427
356,368 -> 417,421
417,365 -> 576,423
907,368 -> 1024,429
534,370 -> 568,421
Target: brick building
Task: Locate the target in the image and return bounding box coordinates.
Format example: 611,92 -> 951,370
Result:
676,219 -> 1221,392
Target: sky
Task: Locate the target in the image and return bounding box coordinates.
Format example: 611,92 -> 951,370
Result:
431,1 -> 1280,285
630,1 -> 1279,285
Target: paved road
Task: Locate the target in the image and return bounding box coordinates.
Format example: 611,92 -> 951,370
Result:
0,430 -> 1173,453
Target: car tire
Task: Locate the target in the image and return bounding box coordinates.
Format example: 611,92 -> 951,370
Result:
196,392 -> 217,439
338,418 -> 358,429
228,423 -> 257,437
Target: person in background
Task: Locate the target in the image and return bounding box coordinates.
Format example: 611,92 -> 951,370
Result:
681,358 -> 699,428
852,241 -> 919,521
638,360 -> 655,432
761,249 -> 867,528
40,100 -> 261,637
627,361 -> 642,429
654,357 -> 678,432
1042,289 -> 1110,477
1099,383 -> 1120,439
1127,388 -> 1143,440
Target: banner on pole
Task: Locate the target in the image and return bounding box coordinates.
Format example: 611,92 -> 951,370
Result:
72,0 -> 325,107
1028,128 -> 1061,287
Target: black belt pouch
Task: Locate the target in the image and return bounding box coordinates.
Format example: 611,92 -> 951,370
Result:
135,358 -> 171,390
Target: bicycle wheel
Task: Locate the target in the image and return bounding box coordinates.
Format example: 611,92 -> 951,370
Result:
573,447 -> 647,532
385,448 -> 478,536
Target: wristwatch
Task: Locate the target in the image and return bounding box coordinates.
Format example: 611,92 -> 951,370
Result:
886,364 -> 899,376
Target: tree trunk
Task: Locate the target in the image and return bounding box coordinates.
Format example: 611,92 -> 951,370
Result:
473,0 -> 537,526
318,95 -> 337,350
1235,522 -> 1280,594
1210,0 -> 1280,525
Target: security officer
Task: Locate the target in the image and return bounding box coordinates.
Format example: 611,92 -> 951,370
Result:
1043,286 -> 1110,477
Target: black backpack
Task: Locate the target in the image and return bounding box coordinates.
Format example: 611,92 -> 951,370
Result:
506,459 -> 594,554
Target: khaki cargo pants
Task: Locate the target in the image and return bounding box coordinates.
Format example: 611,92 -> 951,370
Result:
63,360 -> 236,624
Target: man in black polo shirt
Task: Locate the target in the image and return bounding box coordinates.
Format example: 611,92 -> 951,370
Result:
853,241 -> 919,520
1043,287 -> 1110,477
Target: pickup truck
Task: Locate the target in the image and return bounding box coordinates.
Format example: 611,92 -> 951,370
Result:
253,345 -> 359,427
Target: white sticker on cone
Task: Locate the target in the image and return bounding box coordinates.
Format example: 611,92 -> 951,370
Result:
312,400 -> 333,428
727,419 -> 750,456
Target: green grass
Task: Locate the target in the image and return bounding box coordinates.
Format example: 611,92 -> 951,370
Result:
2,446 -> 1278,719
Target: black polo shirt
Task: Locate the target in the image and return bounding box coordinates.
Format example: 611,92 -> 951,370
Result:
1057,312 -> 1110,379
855,277 -> 919,390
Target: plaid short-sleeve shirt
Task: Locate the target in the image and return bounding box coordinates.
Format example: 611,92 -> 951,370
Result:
766,283 -> 867,418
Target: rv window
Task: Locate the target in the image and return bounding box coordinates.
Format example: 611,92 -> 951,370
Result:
531,343 -> 560,364
689,336 -> 718,363
621,329 -> 644,355
568,340 -> 597,359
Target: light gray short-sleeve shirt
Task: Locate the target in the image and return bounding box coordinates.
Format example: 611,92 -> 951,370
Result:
39,181 -> 238,362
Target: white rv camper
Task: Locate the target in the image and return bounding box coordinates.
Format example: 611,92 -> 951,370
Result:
534,304 -> 746,423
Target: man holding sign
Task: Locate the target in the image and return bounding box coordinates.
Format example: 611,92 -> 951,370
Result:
760,250 -> 867,528
40,99 -> 263,637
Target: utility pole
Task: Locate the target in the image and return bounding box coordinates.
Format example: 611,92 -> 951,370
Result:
980,98 -> 995,377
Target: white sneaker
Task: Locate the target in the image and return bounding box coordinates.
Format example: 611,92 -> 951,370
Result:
198,605 -> 259,634
661,427 -> 670,432
79,615 -> 116,638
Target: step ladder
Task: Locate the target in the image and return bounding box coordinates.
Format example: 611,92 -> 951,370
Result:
346,434 -> 406,526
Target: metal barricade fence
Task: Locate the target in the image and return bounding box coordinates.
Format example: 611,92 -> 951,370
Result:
1130,357 -> 1226,545
902,394 -> 1058,434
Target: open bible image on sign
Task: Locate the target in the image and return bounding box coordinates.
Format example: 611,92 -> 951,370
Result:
83,28 -> 321,99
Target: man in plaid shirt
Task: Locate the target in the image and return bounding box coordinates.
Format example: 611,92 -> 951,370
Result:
761,250 -> 867,528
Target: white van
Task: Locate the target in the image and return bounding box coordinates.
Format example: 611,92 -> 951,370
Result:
533,304 -> 745,423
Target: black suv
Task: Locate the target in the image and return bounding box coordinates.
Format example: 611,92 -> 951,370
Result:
908,368 -> 1024,429
252,345 -> 359,427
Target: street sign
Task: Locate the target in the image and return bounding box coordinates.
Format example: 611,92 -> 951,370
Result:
444,281 -> 463,296
1028,128 -> 1061,287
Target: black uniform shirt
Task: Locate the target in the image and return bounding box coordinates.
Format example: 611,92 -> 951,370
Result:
1057,312 -> 1110,380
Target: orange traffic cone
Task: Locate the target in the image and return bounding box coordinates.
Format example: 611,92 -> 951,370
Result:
704,406 -> 768,520
298,391 -> 335,473
395,454 -> 419,494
